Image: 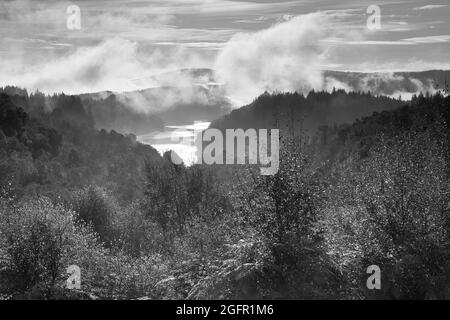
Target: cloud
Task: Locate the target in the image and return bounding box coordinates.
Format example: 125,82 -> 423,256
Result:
324,77 -> 353,92
339,40 -> 414,46
1,1 -> 449,112
402,35 -> 450,44
155,41 -> 225,50
0,34 -> 232,116
0,38 -> 143,94
0,37 -> 214,95
413,5 -> 448,10
332,59 -> 450,73
333,35 -> 450,46
234,16 -> 269,24
0,11 -> 345,110
324,72 -> 438,99
213,13 -> 332,105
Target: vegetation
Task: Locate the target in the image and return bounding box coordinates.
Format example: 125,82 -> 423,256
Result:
0,86 -> 449,299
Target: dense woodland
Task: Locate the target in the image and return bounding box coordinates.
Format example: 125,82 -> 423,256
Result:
0,86 -> 449,299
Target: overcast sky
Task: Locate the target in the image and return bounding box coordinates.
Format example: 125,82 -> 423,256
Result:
0,0 -> 449,94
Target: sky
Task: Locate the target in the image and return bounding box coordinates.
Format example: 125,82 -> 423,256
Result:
0,0 -> 449,96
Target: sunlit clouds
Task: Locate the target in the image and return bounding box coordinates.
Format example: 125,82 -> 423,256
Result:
0,0 -> 449,101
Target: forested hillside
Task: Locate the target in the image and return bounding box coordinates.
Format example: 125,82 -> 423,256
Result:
0,90 -> 162,204
0,86 -> 165,136
324,70 -> 450,97
0,88 -> 449,299
210,90 -> 404,136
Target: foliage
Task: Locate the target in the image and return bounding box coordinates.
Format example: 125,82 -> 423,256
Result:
1,88 -> 450,299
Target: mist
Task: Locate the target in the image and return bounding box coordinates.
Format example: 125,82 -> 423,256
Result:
0,9 -> 444,113
324,71 -> 439,100
214,13 -> 329,105
0,11 -> 337,109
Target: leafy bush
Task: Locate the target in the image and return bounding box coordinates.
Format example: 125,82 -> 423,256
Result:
72,186 -> 116,246
0,197 -> 165,299
0,198 -> 101,298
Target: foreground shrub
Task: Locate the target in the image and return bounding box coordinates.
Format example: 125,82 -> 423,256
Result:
0,197 -> 164,299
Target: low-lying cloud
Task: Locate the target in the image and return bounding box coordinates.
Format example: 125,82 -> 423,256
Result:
0,12 -> 337,111
0,37 -> 211,95
214,13 -> 329,105
324,72 -> 438,100
0,9 -> 445,113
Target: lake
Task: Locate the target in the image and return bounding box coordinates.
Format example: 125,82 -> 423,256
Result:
137,121 -> 210,165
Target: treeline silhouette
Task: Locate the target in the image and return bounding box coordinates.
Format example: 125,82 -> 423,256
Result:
0,86 -> 164,136
211,89 -> 404,136
0,87 -> 449,299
